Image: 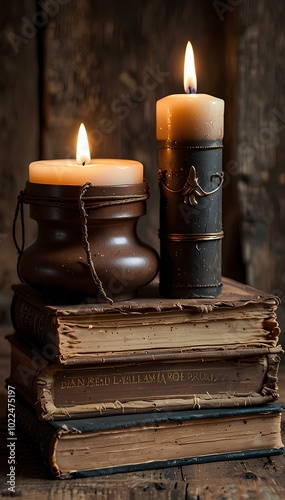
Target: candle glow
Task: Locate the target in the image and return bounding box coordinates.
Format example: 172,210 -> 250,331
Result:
29,123 -> 144,186
184,41 -> 197,94
156,42 -> 224,142
76,123 -> 91,165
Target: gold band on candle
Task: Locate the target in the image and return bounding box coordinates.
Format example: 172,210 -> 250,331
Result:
159,231 -> 224,242
158,141 -> 223,150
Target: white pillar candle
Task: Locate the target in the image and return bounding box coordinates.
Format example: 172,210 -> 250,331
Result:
29,158 -> 144,186
156,42 -> 224,141
29,124 -> 143,186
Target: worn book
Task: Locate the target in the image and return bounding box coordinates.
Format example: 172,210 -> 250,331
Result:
7,333 -> 282,420
10,278 -> 281,365
15,399 -> 284,479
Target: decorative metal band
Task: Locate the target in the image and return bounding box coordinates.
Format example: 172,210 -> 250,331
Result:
159,166 -> 224,206
159,231 -> 224,242
182,166 -> 224,205
161,282 -> 223,289
158,140 -> 223,150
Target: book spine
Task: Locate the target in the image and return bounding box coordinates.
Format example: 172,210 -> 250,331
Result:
11,293 -> 59,359
15,398 -> 61,477
8,342 -> 48,412
10,346 -> 281,420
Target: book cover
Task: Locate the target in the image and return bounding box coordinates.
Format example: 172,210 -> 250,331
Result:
15,400 -> 284,479
10,277 -> 281,364
7,333 -> 282,420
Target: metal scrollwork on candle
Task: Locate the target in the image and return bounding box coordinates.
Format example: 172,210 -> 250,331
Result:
159,165 -> 224,206
182,165 -> 224,206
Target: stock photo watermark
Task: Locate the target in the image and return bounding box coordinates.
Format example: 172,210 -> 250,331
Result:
63,63 -> 170,170
6,385 -> 16,493
7,0 -> 71,54
213,0 -> 243,22
222,105 -> 285,189
89,65 -> 169,146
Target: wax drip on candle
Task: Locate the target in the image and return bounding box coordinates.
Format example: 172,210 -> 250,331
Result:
184,41 -> 197,95
76,123 -> 91,165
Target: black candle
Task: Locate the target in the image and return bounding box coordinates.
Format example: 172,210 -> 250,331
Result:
156,42 -> 225,298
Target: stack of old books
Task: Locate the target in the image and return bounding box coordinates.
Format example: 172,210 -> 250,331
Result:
7,277 -> 284,479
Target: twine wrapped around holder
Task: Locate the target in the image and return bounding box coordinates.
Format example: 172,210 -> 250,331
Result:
158,140 -> 224,298
13,181 -> 159,303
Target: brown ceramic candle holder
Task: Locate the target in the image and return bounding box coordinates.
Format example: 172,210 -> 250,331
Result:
16,181 -> 159,303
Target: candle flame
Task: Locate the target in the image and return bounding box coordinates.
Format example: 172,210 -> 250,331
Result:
184,41 -> 197,94
76,123 -> 91,165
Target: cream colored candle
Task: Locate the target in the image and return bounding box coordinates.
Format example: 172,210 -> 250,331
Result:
29,124 -> 143,186
29,158 -> 143,185
156,42 -> 224,141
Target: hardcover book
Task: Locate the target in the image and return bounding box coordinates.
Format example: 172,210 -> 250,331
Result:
7,333 -> 282,420
15,400 -> 284,479
10,277 -> 281,365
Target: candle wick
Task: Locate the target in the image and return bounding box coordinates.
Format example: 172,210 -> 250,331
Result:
82,161 -> 85,166
187,86 -> 196,94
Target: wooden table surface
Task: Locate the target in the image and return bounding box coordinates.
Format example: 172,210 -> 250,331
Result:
0,323 -> 284,499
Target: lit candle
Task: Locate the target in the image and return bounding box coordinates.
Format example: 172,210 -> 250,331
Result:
29,123 -> 143,185
156,42 -> 224,141
156,41 -> 225,299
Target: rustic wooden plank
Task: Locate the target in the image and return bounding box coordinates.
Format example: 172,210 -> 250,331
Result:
218,4 -> 246,283
182,454 -> 285,493
237,0 -> 285,336
0,0 -> 39,301
186,481 -> 285,499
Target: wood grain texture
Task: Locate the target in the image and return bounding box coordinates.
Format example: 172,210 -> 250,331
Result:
0,0 -> 39,294
237,0 -> 285,337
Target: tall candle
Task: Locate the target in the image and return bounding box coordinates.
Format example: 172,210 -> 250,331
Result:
29,124 -> 143,186
156,42 -> 225,299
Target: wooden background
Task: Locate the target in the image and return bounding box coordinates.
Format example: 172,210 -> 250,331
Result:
0,0 -> 285,339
